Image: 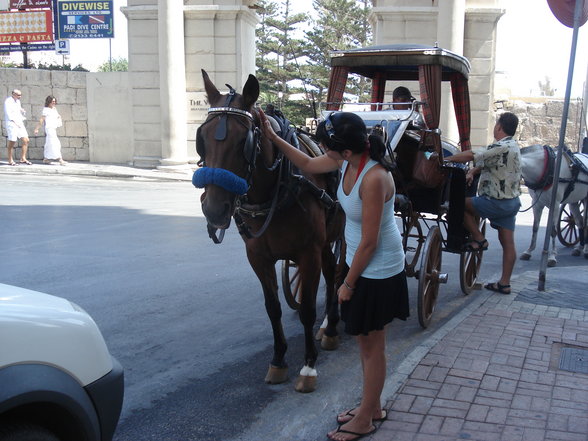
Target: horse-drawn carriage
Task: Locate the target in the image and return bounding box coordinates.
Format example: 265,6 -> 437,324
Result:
283,44 -> 485,328
193,44 -> 485,391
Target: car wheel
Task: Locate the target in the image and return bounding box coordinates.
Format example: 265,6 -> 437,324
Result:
0,422 -> 61,441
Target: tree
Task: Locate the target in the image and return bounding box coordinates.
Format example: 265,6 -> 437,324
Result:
98,57 -> 128,72
255,0 -> 310,124
303,0 -> 372,106
255,0 -> 373,125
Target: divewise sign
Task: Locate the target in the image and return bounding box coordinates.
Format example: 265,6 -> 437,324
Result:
56,0 -> 113,38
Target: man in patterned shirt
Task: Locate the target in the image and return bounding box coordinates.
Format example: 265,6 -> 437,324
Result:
445,112 -> 521,295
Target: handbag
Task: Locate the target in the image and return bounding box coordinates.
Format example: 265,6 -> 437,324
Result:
412,150 -> 445,188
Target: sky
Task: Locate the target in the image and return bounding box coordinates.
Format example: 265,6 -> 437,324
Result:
6,0 -> 587,97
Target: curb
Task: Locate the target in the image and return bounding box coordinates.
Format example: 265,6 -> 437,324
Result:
0,163 -> 194,182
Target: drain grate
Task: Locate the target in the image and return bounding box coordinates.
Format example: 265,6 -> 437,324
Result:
559,347 -> 588,374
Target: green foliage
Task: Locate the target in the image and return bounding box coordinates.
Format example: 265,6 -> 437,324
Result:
98,57 -> 128,72
255,0 -> 372,125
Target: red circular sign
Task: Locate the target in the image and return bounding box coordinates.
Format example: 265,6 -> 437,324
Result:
547,0 -> 588,28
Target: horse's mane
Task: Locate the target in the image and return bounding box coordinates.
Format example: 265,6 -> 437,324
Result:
520,144 -> 547,157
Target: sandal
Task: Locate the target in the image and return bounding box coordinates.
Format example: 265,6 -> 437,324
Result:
8,161 -> 17,166
328,424 -> 377,441
485,282 -> 511,294
337,408 -> 388,424
19,160 -> 32,165
463,238 -> 488,252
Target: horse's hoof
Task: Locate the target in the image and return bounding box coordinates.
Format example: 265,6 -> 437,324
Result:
572,249 -> 581,256
321,334 -> 339,351
547,258 -> 557,267
520,253 -> 531,261
315,327 -> 325,341
265,365 -> 288,384
295,375 -> 316,393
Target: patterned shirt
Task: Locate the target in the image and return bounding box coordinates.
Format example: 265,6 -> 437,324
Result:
473,136 -> 521,199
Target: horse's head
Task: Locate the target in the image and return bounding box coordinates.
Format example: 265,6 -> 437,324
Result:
194,69 -> 260,229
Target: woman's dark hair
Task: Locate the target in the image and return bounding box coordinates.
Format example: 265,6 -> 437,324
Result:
316,112 -> 389,168
44,95 -> 56,107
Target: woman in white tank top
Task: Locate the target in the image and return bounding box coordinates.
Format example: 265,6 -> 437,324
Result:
260,110 -> 409,441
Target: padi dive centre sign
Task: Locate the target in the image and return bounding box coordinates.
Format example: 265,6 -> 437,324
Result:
56,0 -> 113,39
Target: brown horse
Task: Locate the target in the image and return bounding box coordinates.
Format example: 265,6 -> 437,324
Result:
194,70 -> 344,392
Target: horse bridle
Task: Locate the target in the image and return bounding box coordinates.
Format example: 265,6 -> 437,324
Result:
196,86 -> 260,181
195,85 -> 263,243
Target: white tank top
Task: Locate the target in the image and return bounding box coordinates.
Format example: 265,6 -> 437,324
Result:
337,159 -> 405,279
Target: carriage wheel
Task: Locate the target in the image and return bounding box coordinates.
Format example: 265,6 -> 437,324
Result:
417,226 -> 444,329
402,213 -> 424,278
557,201 -> 585,247
459,219 -> 486,295
281,239 -> 343,311
282,259 -> 301,310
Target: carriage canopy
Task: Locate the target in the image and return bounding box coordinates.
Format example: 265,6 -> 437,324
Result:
326,44 -> 472,151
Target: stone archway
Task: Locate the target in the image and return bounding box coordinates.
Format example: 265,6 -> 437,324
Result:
121,1 -> 258,168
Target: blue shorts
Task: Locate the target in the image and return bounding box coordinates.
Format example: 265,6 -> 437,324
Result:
471,195 -> 521,231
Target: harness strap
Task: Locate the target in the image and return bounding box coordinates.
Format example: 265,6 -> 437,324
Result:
214,88 -> 235,141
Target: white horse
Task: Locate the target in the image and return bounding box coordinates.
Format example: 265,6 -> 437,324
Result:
519,144 -> 588,266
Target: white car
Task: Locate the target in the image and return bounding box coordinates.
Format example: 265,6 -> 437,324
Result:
0,283 -> 124,441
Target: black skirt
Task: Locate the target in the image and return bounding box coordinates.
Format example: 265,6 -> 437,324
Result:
340,269 -> 409,336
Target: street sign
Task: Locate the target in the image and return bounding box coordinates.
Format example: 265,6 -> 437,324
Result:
56,0 -> 114,39
0,9 -> 53,43
0,42 -> 55,53
55,38 -> 69,54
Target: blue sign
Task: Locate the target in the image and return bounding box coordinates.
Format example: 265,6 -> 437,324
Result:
0,43 -> 56,53
56,0 -> 114,39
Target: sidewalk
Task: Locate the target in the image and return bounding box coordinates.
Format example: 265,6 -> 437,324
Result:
0,159 -> 195,182
374,266 -> 588,441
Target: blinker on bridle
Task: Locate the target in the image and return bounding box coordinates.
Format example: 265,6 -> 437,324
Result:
193,84 -> 260,195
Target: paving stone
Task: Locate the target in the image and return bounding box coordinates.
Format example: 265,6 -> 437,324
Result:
409,396 -> 434,415
486,406 -> 509,424
522,427 -> 546,441
418,415 -> 443,434
466,404 -> 489,422
547,413 -> 569,431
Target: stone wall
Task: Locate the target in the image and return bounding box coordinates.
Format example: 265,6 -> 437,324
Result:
1,68 -> 89,161
497,98 -> 584,150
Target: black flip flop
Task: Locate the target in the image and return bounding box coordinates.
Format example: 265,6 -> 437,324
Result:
336,409 -> 387,424
485,282 -> 511,294
328,424 -> 377,441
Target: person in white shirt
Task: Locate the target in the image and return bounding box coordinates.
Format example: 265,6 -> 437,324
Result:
3,89 -> 31,165
34,95 -> 66,166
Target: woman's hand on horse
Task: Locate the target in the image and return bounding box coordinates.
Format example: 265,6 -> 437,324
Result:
259,109 -> 278,142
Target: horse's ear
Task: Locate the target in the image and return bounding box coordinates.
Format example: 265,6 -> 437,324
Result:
242,74 -> 259,109
202,69 -> 221,103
